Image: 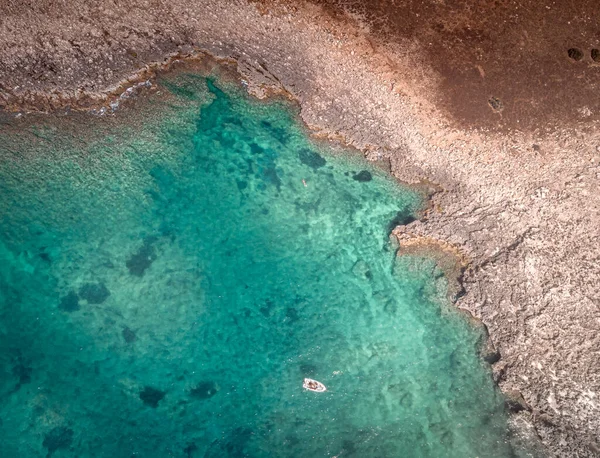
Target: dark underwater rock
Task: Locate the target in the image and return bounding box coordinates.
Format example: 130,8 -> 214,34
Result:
184,443 -> 198,458
263,166 -> 282,190
78,283 -> 110,304
190,381 -> 219,400
43,426 -> 74,456
298,148 -> 326,169
285,307 -> 299,324
399,391 -> 415,408
261,120 -> 289,144
59,291 -> 80,312
126,241 -> 157,277
140,386 -> 166,408
249,143 -> 263,155
122,326 -> 136,343
13,357 -> 32,387
260,299 -> 274,317
352,170 -> 372,182
341,439 -> 357,455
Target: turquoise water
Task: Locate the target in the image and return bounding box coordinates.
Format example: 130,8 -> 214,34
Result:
0,73 -> 526,457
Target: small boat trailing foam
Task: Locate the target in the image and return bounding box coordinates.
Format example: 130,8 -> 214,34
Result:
303,378 -> 326,392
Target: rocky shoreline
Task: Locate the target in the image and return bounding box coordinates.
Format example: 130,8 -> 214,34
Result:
2,0 -> 600,455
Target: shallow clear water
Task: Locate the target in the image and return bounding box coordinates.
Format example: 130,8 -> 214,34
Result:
0,73 -> 526,457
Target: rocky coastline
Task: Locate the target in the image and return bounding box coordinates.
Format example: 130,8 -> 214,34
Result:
2,0 -> 600,455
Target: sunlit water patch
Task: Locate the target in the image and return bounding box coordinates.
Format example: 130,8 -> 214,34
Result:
0,72 -> 530,457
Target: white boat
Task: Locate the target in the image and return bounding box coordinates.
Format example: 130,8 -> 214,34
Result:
303,378 -> 326,392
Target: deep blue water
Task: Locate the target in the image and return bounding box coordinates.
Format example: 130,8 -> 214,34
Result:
0,73 -> 529,457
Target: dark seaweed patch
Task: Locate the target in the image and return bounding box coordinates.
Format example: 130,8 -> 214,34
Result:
190,381 -> 219,400
383,299 -> 398,314
224,116 -> 242,127
59,291 -> 80,312
162,75 -> 206,101
298,148 -> 326,169
11,352 -> 32,390
43,426 -> 74,457
260,299 -> 274,317
294,197 -> 321,214
122,326 -> 136,343
140,386 -> 166,408
261,120 -> 289,144
341,439 -> 357,455
262,166 -> 282,191
249,143 -> 263,155
13,362 -> 32,386
78,283 -> 110,304
285,307 -> 299,324
352,170 -> 372,182
399,391 -> 414,408
184,443 -> 198,458
126,242 -> 157,277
